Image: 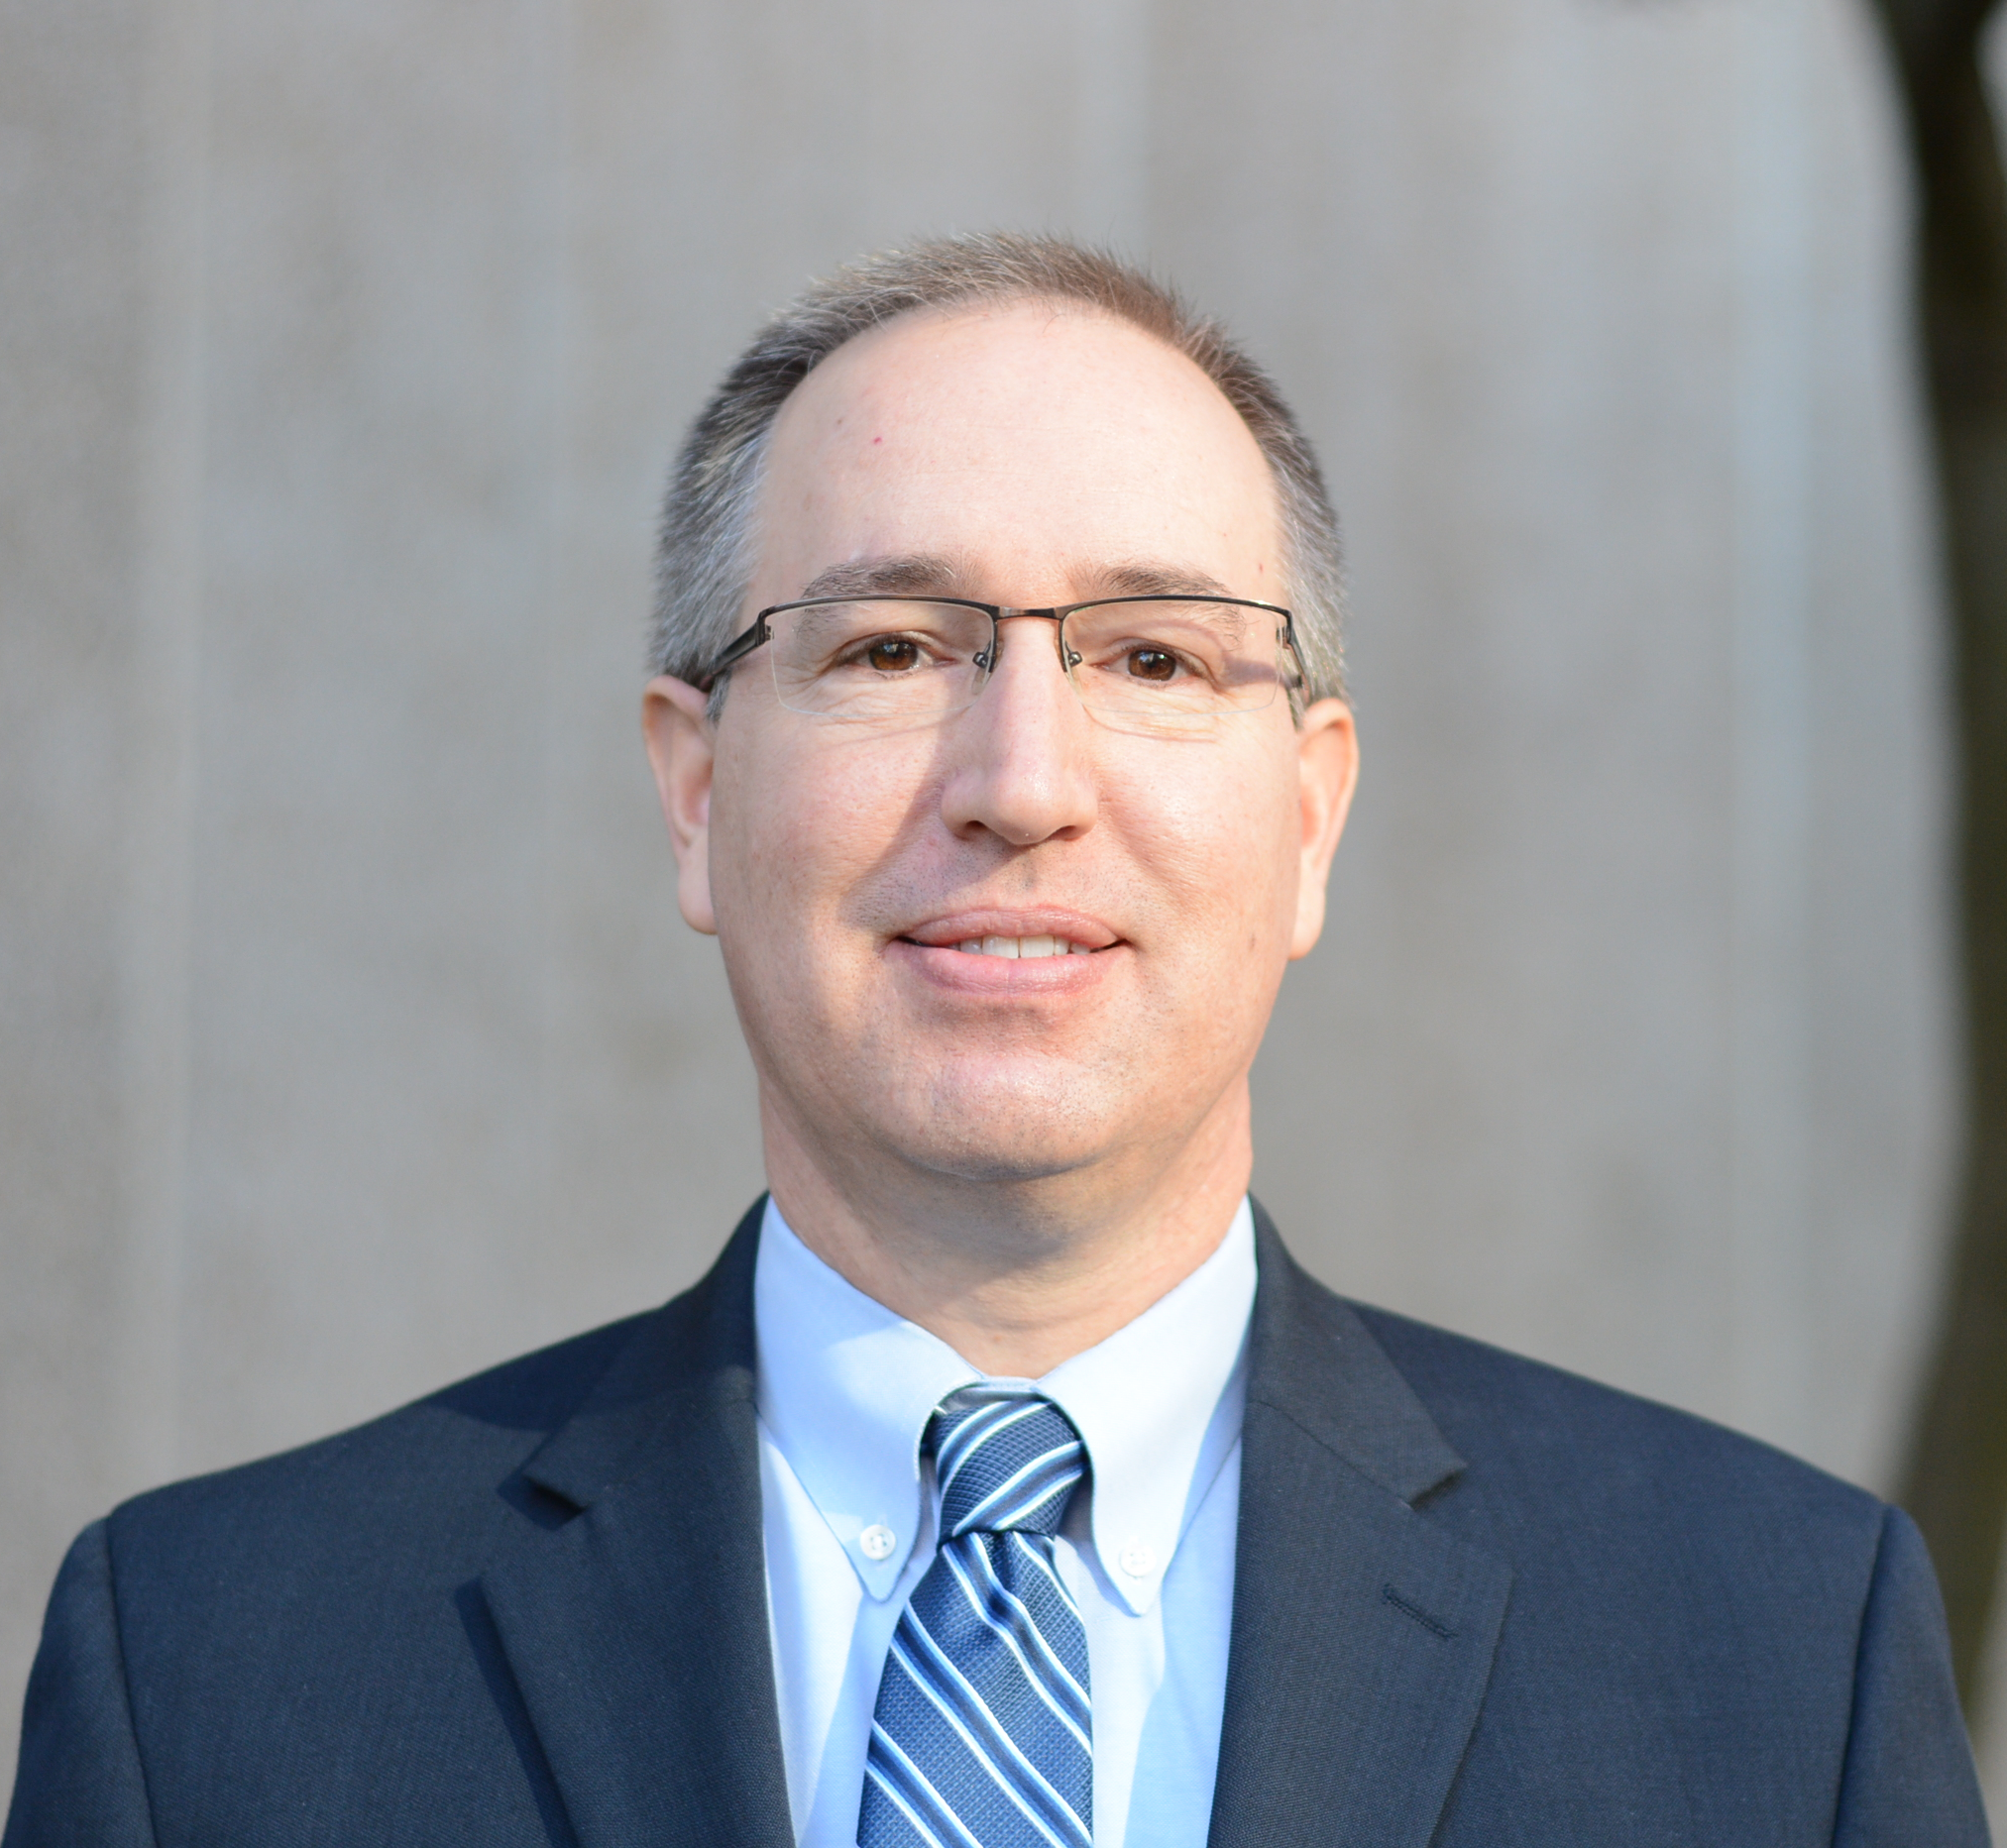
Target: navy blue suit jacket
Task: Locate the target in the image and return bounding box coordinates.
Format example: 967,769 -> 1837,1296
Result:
5,1202 -> 1989,1844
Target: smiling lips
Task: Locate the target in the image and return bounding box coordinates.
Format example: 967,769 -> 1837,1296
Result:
952,935 -> 1096,958
901,912 -> 1117,960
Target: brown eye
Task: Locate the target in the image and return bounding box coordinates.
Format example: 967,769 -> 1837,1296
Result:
865,638 -> 922,673
1126,647 -> 1178,682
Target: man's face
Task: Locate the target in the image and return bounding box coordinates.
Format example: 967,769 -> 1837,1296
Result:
647,302 -> 1355,1197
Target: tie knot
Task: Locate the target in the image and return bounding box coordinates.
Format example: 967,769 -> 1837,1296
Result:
929,1387 -> 1087,1539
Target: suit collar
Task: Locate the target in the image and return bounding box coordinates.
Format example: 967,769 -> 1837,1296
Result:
1206,1203 -> 1511,1848
1243,1199 -> 1467,1505
469,1196 -> 1506,1848
513,1198 -> 763,1514
478,1200 -> 795,1848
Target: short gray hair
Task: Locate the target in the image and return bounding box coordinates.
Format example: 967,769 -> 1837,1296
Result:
650,232 -> 1348,711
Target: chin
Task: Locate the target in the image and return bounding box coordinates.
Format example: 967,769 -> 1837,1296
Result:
901,1135 -> 1102,1187
875,1064 -> 1134,1185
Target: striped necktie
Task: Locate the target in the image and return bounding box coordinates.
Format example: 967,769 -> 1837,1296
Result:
858,1385 -> 1093,1848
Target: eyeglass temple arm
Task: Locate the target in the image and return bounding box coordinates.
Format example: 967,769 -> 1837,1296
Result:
696,614 -> 772,692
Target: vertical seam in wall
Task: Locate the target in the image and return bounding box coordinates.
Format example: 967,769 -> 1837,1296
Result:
1728,0 -> 1816,1455
122,0 -> 214,1492
531,0 -> 574,1310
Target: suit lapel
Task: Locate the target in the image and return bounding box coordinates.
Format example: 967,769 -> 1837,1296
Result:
466,1197 -> 1507,1848
477,1204 -> 795,1848
1208,1206 -> 1512,1848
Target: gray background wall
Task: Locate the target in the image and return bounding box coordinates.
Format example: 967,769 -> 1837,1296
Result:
4,0 -> 1997,1813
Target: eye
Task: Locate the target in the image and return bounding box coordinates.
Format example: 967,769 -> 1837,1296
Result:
1125,646 -> 1180,682
863,637 -> 923,673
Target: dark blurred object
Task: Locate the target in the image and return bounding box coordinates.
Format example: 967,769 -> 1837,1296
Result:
1871,0 -> 2007,1711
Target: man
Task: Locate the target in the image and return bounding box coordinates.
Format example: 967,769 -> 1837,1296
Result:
4,234 -> 1988,1846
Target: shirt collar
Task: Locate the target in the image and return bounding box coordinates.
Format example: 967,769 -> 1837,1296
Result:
1039,1201 -> 1253,1614
753,1199 -> 978,1603
753,1197 -> 1255,1616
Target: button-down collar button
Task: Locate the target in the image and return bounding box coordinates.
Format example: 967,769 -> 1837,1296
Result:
1118,1539 -> 1155,1578
859,1523 -> 897,1561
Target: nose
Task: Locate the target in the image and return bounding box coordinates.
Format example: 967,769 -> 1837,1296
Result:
938,615 -> 1099,846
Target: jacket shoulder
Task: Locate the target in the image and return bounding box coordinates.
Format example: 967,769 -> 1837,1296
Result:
1275,1292 -> 1981,1841
98,1203 -> 762,1607
104,1305 -> 657,1570
1345,1294 -> 1886,1550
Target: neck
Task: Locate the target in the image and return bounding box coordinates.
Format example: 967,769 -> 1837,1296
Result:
760,1083 -> 1253,1376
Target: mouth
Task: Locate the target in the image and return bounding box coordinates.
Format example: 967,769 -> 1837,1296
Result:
947,934 -> 1097,959
893,912 -> 1122,975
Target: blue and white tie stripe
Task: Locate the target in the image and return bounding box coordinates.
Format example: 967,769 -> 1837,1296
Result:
858,1386 -> 1093,1848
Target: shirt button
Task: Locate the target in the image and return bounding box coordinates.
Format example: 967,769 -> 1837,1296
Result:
1118,1540 -> 1155,1578
859,1524 -> 897,1562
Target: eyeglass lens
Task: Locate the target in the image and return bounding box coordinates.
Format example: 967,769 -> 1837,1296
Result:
765,599 -> 1291,732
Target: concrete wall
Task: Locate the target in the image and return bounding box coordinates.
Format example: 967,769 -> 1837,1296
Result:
3,0 -> 1984,1808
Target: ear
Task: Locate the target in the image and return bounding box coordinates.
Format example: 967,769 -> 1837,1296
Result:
641,676 -> 719,935
1288,697 -> 1359,959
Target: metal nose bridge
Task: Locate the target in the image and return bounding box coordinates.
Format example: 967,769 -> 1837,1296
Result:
977,607 -> 1079,677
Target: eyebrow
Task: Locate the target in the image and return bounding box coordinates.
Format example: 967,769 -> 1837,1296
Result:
1090,561 -> 1237,599
797,554 -> 976,599
792,554 -> 1240,604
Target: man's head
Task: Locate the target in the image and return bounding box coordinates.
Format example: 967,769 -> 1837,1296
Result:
649,234 -> 1348,710
642,236 -> 1357,1343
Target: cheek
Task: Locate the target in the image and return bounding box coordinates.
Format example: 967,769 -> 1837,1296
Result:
1103,747 -> 1302,953
710,730 -> 927,940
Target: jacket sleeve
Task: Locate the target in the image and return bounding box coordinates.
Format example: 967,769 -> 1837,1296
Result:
1832,1504 -> 1991,1846
3,1521 -> 157,1848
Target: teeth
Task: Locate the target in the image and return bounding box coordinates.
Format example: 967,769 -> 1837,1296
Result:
951,935 -> 1095,958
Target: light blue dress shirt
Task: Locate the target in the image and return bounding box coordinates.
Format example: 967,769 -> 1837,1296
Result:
754,1197 -> 1256,1848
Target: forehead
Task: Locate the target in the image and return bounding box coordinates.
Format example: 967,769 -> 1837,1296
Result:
751,301 -> 1283,599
